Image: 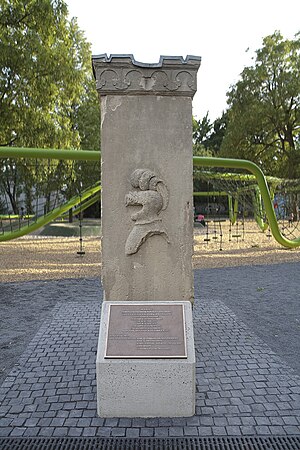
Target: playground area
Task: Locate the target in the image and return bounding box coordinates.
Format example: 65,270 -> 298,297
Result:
0,220 -> 299,284
0,151 -> 299,445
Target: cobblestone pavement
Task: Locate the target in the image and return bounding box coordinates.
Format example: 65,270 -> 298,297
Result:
0,263 -> 299,438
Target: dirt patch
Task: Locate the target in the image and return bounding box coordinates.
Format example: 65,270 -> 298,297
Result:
193,220 -> 300,269
0,221 -> 299,283
1,237 -> 101,283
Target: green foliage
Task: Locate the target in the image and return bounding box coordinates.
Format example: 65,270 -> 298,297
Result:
207,113 -> 228,154
193,113 -> 212,147
74,77 -> 101,152
221,31 -> 300,178
193,112 -> 227,156
0,0 -> 96,148
0,0 -> 101,213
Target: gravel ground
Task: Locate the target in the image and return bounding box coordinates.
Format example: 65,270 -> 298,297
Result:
193,220 -> 300,269
0,237 -> 102,283
0,221 -> 299,283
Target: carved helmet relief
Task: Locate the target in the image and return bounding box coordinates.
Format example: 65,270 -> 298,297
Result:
125,169 -> 170,255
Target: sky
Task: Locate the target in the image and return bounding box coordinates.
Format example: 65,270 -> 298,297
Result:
66,0 -> 300,121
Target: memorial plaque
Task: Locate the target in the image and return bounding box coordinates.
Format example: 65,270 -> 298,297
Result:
105,303 -> 187,358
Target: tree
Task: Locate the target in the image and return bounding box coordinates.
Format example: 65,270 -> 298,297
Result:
206,113 -> 228,155
0,0 -> 100,213
221,31 -> 300,179
0,0 -> 91,148
193,112 -> 227,156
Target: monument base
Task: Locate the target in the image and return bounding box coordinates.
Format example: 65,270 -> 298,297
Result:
96,301 -> 195,418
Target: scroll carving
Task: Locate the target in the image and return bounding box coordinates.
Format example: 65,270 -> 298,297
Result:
96,68 -> 196,95
92,54 -> 201,97
125,169 -> 169,255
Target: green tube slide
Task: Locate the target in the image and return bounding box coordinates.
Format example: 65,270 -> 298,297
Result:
0,148 -> 299,248
193,156 -> 300,248
61,192 -> 101,219
0,147 -> 100,161
251,187 -> 268,232
0,182 -> 101,242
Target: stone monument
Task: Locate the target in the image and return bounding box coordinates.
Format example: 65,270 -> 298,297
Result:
93,54 -> 201,417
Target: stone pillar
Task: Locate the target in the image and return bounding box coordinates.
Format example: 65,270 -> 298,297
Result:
92,54 -> 201,302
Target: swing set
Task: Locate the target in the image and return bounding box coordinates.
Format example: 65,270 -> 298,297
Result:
193,161 -> 300,250
0,147 -> 299,251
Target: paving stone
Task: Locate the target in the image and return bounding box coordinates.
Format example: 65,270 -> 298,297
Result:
9,427 -> 26,437
282,416 -> 299,425
104,418 -> 119,427
68,427 -> 83,437
213,417 -> 228,427
197,426 -> 213,436
69,410 -> 83,418
82,427 -> 97,437
153,427 -> 169,437
227,417 -> 242,426
118,418 -> 132,427
199,416 -> 214,426
254,425 -> 271,434
111,427 -> 126,437
63,418 -> 79,427
130,418 -> 145,427
254,416 -> 271,425
97,428 -> 112,437
8,405 -> 25,414
145,418 -> 159,427
0,417 -> 12,427
225,425 -> 242,435
168,427 -> 184,436
212,426 -> 227,436
50,417 -> 66,427
240,426 -> 256,435
91,417 -> 105,427
23,427 -> 40,437
77,418 -> 92,427
140,427 -> 154,436
241,416 -> 256,426
183,427 -> 198,436
158,418 -> 173,426
38,427 -> 55,437
125,428 -> 140,438
0,273 -> 300,439
283,425 -> 300,434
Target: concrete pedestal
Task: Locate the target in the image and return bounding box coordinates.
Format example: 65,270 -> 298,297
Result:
96,301 -> 195,418
92,54 -> 201,418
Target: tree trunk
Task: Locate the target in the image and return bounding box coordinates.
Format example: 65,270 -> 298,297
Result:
3,180 -> 18,214
285,125 -> 297,179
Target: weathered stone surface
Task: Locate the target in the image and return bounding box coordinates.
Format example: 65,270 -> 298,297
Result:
93,55 -> 200,302
124,168 -> 170,256
92,54 -> 201,97
101,95 -> 194,301
92,54 -> 200,418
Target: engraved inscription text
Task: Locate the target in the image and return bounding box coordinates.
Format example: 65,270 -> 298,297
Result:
105,304 -> 187,358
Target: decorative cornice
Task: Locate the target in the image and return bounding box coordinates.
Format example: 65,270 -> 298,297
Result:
92,54 -> 201,97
